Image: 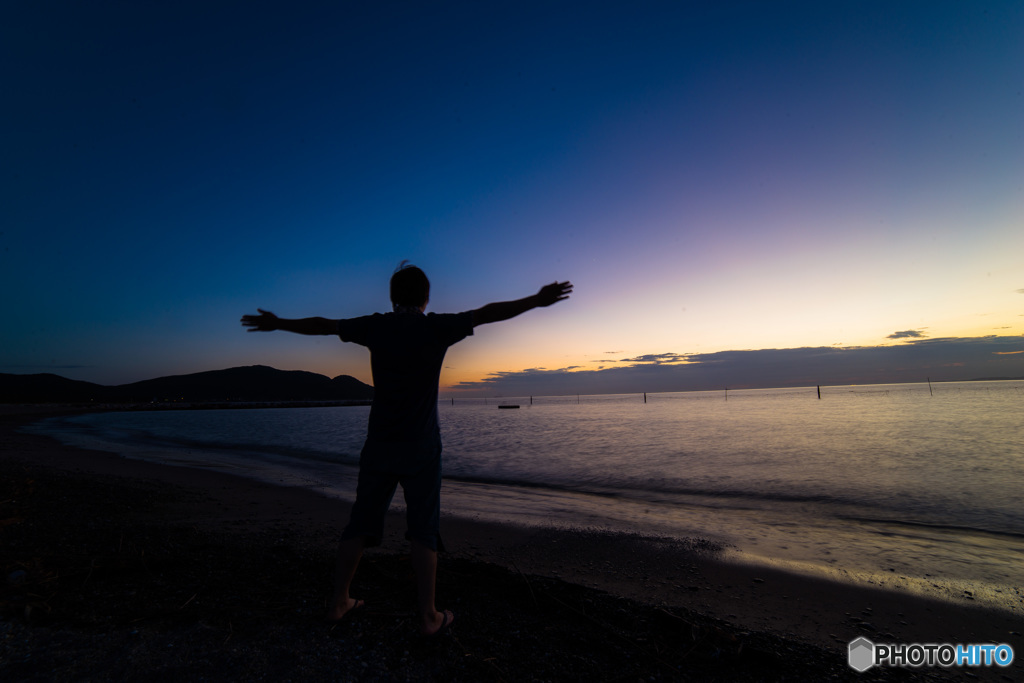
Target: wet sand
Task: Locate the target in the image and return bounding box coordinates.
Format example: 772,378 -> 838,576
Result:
2,407 -> 1021,681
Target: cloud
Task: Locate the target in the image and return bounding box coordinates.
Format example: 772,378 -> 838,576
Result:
451,336 -> 1024,396
1016,289 -> 1024,294
887,330 -> 927,340
619,353 -> 688,364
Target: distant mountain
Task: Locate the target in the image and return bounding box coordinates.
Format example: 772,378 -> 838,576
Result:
0,366 -> 374,404
0,373 -> 108,404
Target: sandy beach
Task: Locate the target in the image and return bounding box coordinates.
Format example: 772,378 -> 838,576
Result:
2,407 -> 1021,681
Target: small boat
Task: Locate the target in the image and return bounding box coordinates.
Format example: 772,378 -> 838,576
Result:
498,404 -> 520,409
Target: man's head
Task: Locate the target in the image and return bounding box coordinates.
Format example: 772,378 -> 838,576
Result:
390,261 -> 430,310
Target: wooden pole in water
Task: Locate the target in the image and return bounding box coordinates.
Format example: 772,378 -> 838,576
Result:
928,377 -> 933,396
725,387 -> 728,401
643,392 -> 647,403
817,385 -> 821,399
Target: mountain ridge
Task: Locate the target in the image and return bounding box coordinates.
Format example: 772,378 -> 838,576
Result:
0,366 -> 374,404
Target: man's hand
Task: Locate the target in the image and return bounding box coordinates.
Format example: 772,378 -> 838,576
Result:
241,309 -> 280,332
471,280 -> 574,326
536,281 -> 573,307
241,310 -> 338,335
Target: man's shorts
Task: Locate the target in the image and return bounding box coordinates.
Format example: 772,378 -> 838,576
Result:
340,441 -> 444,551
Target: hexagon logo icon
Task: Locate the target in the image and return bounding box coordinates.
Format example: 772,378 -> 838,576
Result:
848,636 -> 875,672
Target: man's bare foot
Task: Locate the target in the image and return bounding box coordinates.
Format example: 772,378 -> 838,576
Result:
326,597 -> 364,622
420,609 -> 454,637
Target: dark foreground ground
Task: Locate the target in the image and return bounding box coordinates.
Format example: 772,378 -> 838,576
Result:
2,409 -> 1016,681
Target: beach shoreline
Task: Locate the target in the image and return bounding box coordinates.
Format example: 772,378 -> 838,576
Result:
3,406 -> 1021,680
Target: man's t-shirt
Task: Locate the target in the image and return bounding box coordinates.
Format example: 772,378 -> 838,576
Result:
337,310 -> 474,449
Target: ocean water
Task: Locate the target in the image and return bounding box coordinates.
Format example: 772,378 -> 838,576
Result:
28,381 -> 1024,613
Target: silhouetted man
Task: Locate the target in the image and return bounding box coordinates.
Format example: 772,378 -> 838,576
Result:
241,263 -> 572,635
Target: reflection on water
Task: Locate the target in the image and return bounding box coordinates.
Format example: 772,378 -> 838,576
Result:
29,380 -> 1024,613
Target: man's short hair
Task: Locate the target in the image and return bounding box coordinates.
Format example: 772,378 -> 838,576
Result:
390,262 -> 430,308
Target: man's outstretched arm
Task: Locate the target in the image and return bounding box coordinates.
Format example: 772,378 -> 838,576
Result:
241,309 -> 339,335
471,281 -> 573,327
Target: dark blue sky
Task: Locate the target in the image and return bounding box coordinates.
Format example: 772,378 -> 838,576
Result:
3,1 -> 1022,392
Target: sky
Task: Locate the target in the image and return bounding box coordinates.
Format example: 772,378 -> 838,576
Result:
3,1 -> 1023,396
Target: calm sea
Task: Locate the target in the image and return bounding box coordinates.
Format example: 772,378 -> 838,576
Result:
28,381 -> 1024,613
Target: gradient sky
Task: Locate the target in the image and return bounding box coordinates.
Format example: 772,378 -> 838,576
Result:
3,1 -> 1023,395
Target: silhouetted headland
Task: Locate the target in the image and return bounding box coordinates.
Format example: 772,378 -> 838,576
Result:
0,365 -> 373,407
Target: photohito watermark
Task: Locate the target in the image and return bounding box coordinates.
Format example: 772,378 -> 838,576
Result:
848,637 -> 1014,672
